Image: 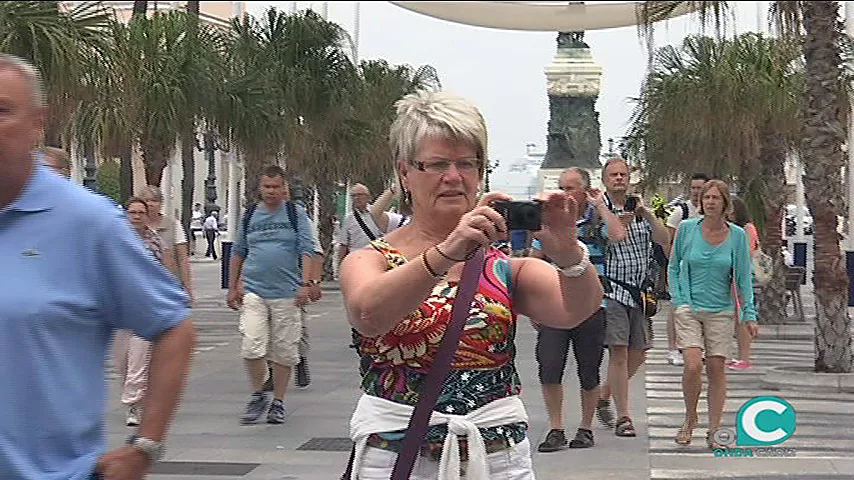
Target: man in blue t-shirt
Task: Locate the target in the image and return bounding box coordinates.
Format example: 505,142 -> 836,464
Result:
0,54 -> 195,480
531,167 -> 626,451
227,165 -> 321,425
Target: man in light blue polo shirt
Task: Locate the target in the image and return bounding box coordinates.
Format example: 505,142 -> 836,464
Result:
227,165 -> 321,425
0,54 -> 196,480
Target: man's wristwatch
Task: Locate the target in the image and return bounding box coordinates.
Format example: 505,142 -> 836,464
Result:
126,435 -> 165,462
556,241 -> 590,278
304,280 -> 321,287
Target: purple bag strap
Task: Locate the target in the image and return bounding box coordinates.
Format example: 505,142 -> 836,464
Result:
390,248 -> 486,480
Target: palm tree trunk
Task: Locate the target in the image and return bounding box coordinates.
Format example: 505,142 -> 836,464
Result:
120,143 -> 133,204
801,0 -> 853,373
142,144 -> 167,187
244,149 -> 264,204
133,1 -> 147,17
181,1 -> 199,234
181,129 -> 196,234
755,132 -> 788,325
316,178 -> 337,281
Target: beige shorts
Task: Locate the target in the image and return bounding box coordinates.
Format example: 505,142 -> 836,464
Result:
239,292 -> 303,366
673,305 -> 735,358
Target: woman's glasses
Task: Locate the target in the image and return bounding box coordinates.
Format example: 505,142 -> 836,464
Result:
415,158 -> 481,175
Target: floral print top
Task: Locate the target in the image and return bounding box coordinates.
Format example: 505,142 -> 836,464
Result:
138,226 -> 165,264
360,240 -> 527,457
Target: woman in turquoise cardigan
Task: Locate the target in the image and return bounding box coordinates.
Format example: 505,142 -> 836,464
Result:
668,180 -> 758,449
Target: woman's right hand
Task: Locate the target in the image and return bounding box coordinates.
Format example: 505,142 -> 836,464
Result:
437,192 -> 510,259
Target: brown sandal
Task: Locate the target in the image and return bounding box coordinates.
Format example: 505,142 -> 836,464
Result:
675,418 -> 697,445
615,416 -> 637,437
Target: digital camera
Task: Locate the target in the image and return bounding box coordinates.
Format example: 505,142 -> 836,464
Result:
492,200 -> 542,231
624,195 -> 639,212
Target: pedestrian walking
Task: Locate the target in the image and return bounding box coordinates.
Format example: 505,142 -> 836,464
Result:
531,167 -> 626,451
114,198 -> 179,427
204,210 -> 220,260
226,165 -> 322,425
669,180 -> 758,448
0,53 -> 195,480
338,182 -> 407,375
139,185 -> 195,304
726,195 -> 761,370
339,90 -> 603,479
190,202 -> 204,255
596,158 -> 671,438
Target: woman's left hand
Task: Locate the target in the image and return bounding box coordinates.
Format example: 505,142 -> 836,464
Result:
533,191 -> 582,267
745,321 -> 759,338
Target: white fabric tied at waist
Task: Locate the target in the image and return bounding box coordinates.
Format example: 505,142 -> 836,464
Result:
349,393 -> 529,480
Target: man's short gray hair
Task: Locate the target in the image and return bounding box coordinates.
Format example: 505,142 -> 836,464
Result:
562,167 -> 591,189
0,54 -> 46,108
389,90 -> 488,172
602,157 -> 628,176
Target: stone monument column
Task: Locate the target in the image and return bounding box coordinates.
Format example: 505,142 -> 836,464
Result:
539,31 -> 603,191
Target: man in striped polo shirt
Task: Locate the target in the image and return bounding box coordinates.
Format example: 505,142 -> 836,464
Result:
531,167 -> 626,451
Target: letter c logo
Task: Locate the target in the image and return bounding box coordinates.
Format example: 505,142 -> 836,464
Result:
736,396 -> 796,446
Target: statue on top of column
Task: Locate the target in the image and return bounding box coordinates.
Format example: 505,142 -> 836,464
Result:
557,31 -> 589,49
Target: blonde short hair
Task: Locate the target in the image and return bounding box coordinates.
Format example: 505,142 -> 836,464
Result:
388,91 -> 487,171
698,179 -> 732,216
138,185 -> 164,203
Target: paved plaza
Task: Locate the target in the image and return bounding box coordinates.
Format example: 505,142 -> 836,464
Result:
102,258 -> 854,479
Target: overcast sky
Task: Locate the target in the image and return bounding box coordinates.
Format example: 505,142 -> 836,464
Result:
248,1 -> 766,166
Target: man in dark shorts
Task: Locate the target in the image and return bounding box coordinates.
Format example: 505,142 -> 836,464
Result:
531,167 -> 626,450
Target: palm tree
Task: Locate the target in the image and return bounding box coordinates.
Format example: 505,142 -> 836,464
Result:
122,10 -> 225,187
0,1 -> 111,146
628,33 -> 801,325
73,20 -> 137,196
640,1 -> 853,372
215,10 -> 288,203
353,59 -> 440,195
214,7 -> 442,279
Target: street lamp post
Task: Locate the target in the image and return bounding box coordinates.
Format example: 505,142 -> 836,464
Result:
203,132 -> 220,216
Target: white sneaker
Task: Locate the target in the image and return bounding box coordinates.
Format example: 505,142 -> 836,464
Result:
126,405 -> 141,427
666,350 -> 684,366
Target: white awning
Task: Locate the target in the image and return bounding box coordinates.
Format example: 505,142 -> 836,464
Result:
390,2 -> 698,31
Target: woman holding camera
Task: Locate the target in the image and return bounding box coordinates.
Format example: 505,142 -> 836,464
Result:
340,90 -> 603,479
669,180 -> 758,449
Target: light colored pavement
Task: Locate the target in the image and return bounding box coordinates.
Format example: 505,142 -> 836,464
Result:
104,260 -> 651,479
646,302 -> 854,479
105,259 -> 854,479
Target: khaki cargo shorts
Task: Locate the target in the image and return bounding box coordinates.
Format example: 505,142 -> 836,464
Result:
238,292 -> 303,367
673,305 -> 735,358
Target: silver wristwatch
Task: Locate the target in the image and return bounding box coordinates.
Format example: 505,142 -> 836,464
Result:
127,435 -> 165,462
556,241 -> 590,278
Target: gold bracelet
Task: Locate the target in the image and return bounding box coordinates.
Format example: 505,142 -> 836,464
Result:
420,251 -> 445,279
